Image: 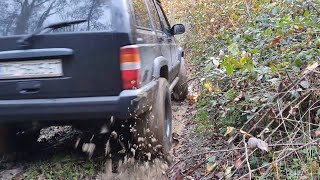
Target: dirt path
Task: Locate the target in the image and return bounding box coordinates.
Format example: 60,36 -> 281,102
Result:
0,101 -> 192,180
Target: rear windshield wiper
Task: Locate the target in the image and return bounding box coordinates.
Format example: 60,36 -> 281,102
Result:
18,19 -> 88,48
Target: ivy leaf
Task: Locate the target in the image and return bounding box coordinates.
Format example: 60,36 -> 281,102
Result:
249,49 -> 260,54
304,10 -> 310,17
295,59 -> 303,67
226,64 -> 234,76
316,109 -> 320,117
239,54 -> 248,66
208,156 -> 216,163
271,8 -> 279,15
300,80 -> 310,89
228,43 -> 240,55
244,35 -> 253,41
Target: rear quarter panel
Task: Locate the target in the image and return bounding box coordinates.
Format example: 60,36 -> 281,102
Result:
134,28 -> 163,86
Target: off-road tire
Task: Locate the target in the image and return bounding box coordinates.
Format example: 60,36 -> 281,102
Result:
0,126 -> 40,154
173,58 -> 188,101
133,78 -> 173,157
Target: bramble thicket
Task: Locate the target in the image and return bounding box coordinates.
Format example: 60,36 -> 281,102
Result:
164,0 -> 320,179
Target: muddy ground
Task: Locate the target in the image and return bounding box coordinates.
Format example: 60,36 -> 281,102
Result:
0,101 -> 194,180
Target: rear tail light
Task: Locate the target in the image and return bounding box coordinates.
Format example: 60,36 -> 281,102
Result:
120,45 -> 141,89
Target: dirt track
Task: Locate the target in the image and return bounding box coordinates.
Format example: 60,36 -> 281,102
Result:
0,101 -> 191,180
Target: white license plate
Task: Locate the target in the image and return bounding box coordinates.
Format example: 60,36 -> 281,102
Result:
0,59 -> 63,80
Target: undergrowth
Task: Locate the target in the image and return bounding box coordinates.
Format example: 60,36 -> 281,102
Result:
22,155 -> 104,179
165,0 -> 320,179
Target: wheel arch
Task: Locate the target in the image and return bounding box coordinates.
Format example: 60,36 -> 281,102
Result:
153,56 -> 169,80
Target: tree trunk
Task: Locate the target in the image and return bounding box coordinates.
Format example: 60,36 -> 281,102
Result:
14,0 -> 35,34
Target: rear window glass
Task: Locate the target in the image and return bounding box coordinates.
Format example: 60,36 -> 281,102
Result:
132,0 -> 152,29
0,0 -> 123,37
147,0 -> 161,30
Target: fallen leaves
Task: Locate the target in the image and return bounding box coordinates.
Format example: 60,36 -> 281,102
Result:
247,137 -> 269,152
239,130 -> 252,138
235,158 -> 243,168
234,92 -> 245,102
311,130 -> 320,138
206,156 -> 217,173
224,165 -> 233,180
302,61 -> 319,75
187,95 -> 198,103
204,82 -> 213,92
224,127 -> 252,138
307,33 -> 312,45
268,36 -> 281,48
224,127 -> 236,136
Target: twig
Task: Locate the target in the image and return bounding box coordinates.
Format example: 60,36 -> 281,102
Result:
294,100 -> 320,123
269,143 -> 320,147
200,26 -> 227,48
285,70 -> 294,84
280,118 -> 320,127
170,141 -> 320,170
230,92 -> 312,177
309,3 -> 320,14
243,84 -> 312,134
242,105 -> 270,130
170,147 -> 244,169
184,160 -> 207,175
243,135 -> 251,179
264,92 -> 312,141
237,139 -> 320,180
215,3 -> 239,30
244,0 -> 253,21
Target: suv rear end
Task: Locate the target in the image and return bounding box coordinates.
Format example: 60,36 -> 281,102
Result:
0,0 -> 187,166
0,0 -> 141,123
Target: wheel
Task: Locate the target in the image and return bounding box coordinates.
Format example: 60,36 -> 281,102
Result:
0,125 -> 40,154
133,78 -> 173,157
173,58 -> 188,101
0,126 -> 10,154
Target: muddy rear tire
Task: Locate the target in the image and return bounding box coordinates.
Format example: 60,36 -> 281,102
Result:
0,126 -> 40,154
173,58 -> 188,101
0,126 -> 10,154
133,78 -> 172,157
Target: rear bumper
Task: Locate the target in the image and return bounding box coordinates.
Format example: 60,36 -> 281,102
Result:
0,81 -> 157,123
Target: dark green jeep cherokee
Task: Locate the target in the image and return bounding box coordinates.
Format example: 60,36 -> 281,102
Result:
0,0 -> 188,166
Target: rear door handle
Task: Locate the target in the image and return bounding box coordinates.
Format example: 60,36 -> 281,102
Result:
17,81 -> 41,94
20,88 -> 40,94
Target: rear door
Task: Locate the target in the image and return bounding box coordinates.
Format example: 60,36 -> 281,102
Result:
148,0 -> 173,82
131,0 -> 160,86
155,4 -> 180,80
0,0 -> 130,100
